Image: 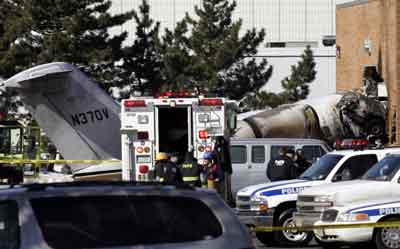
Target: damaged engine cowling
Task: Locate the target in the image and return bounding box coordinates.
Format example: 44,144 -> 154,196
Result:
337,91 -> 387,139
234,92 -> 387,144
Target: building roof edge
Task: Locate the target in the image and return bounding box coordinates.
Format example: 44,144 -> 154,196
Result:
337,0 -> 371,9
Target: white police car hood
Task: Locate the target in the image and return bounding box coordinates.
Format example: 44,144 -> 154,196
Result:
300,180 -> 400,206
237,179 -> 323,207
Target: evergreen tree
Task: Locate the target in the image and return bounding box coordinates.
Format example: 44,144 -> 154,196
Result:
240,91 -> 286,111
0,0 -> 134,81
0,0 -> 31,79
160,0 -> 272,100
0,0 -> 134,115
242,46 -> 316,110
159,20 -> 193,93
118,0 -> 163,98
281,45 -> 316,102
0,0 -> 30,117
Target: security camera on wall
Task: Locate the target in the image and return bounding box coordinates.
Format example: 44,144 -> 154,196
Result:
322,35 -> 336,47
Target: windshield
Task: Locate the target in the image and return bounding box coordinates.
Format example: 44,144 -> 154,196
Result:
299,154 -> 344,181
362,155 -> 400,181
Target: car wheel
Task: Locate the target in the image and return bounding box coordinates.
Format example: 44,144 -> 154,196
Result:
374,217 -> 400,249
255,232 -> 274,245
274,208 -> 313,246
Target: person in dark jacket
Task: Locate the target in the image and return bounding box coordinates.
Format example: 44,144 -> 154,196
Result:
294,149 -> 311,176
155,152 -> 183,184
213,136 -> 233,203
179,151 -> 201,186
46,142 -> 57,172
266,147 -> 296,181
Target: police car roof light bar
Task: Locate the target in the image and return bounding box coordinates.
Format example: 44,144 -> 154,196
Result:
334,138 -> 369,150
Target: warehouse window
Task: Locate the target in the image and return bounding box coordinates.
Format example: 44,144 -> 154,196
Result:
266,42 -> 318,48
266,42 -> 286,48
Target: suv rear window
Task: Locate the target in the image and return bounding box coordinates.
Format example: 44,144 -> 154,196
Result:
31,195 -> 222,249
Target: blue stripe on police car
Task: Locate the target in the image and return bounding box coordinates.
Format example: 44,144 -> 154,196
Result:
352,206 -> 400,217
250,180 -> 308,196
260,186 -> 311,197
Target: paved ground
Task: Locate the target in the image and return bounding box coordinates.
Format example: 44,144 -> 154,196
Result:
253,236 -> 371,249
253,237 -> 320,249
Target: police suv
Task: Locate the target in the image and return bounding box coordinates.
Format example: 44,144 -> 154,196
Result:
235,140 -> 400,246
296,152 -> 400,249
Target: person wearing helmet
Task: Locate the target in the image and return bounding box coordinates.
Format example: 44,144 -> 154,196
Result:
202,152 -> 223,190
155,152 -> 183,184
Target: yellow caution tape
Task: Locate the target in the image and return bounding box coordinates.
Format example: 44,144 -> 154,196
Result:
252,221 -> 400,232
183,176 -> 199,181
0,160 -> 121,164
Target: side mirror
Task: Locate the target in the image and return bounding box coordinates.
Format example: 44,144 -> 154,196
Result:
332,174 -> 342,182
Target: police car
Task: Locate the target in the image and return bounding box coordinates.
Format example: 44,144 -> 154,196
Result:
297,153 -> 400,249
235,139 -> 400,246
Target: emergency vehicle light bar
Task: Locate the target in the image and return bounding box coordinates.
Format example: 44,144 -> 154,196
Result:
199,98 -> 223,106
334,139 -> 369,150
124,100 -> 146,107
158,90 -> 192,98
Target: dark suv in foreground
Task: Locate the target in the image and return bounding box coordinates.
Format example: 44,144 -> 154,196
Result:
0,182 -> 253,249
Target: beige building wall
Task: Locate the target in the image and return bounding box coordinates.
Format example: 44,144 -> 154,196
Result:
336,0 -> 400,143
336,0 -> 382,92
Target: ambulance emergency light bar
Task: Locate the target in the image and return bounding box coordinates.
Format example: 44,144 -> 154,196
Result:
124,100 -> 146,107
124,98 -> 224,107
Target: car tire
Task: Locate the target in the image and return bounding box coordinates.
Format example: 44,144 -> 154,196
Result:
374,217 -> 400,249
274,208 -> 313,246
255,232 -> 274,245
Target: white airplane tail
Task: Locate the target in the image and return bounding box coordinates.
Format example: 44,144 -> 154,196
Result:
4,62 -> 121,162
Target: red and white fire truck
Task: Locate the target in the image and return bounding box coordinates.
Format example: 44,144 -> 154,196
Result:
120,94 -> 237,181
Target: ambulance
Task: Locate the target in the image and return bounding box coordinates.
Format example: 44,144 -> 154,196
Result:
120,94 -> 237,181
